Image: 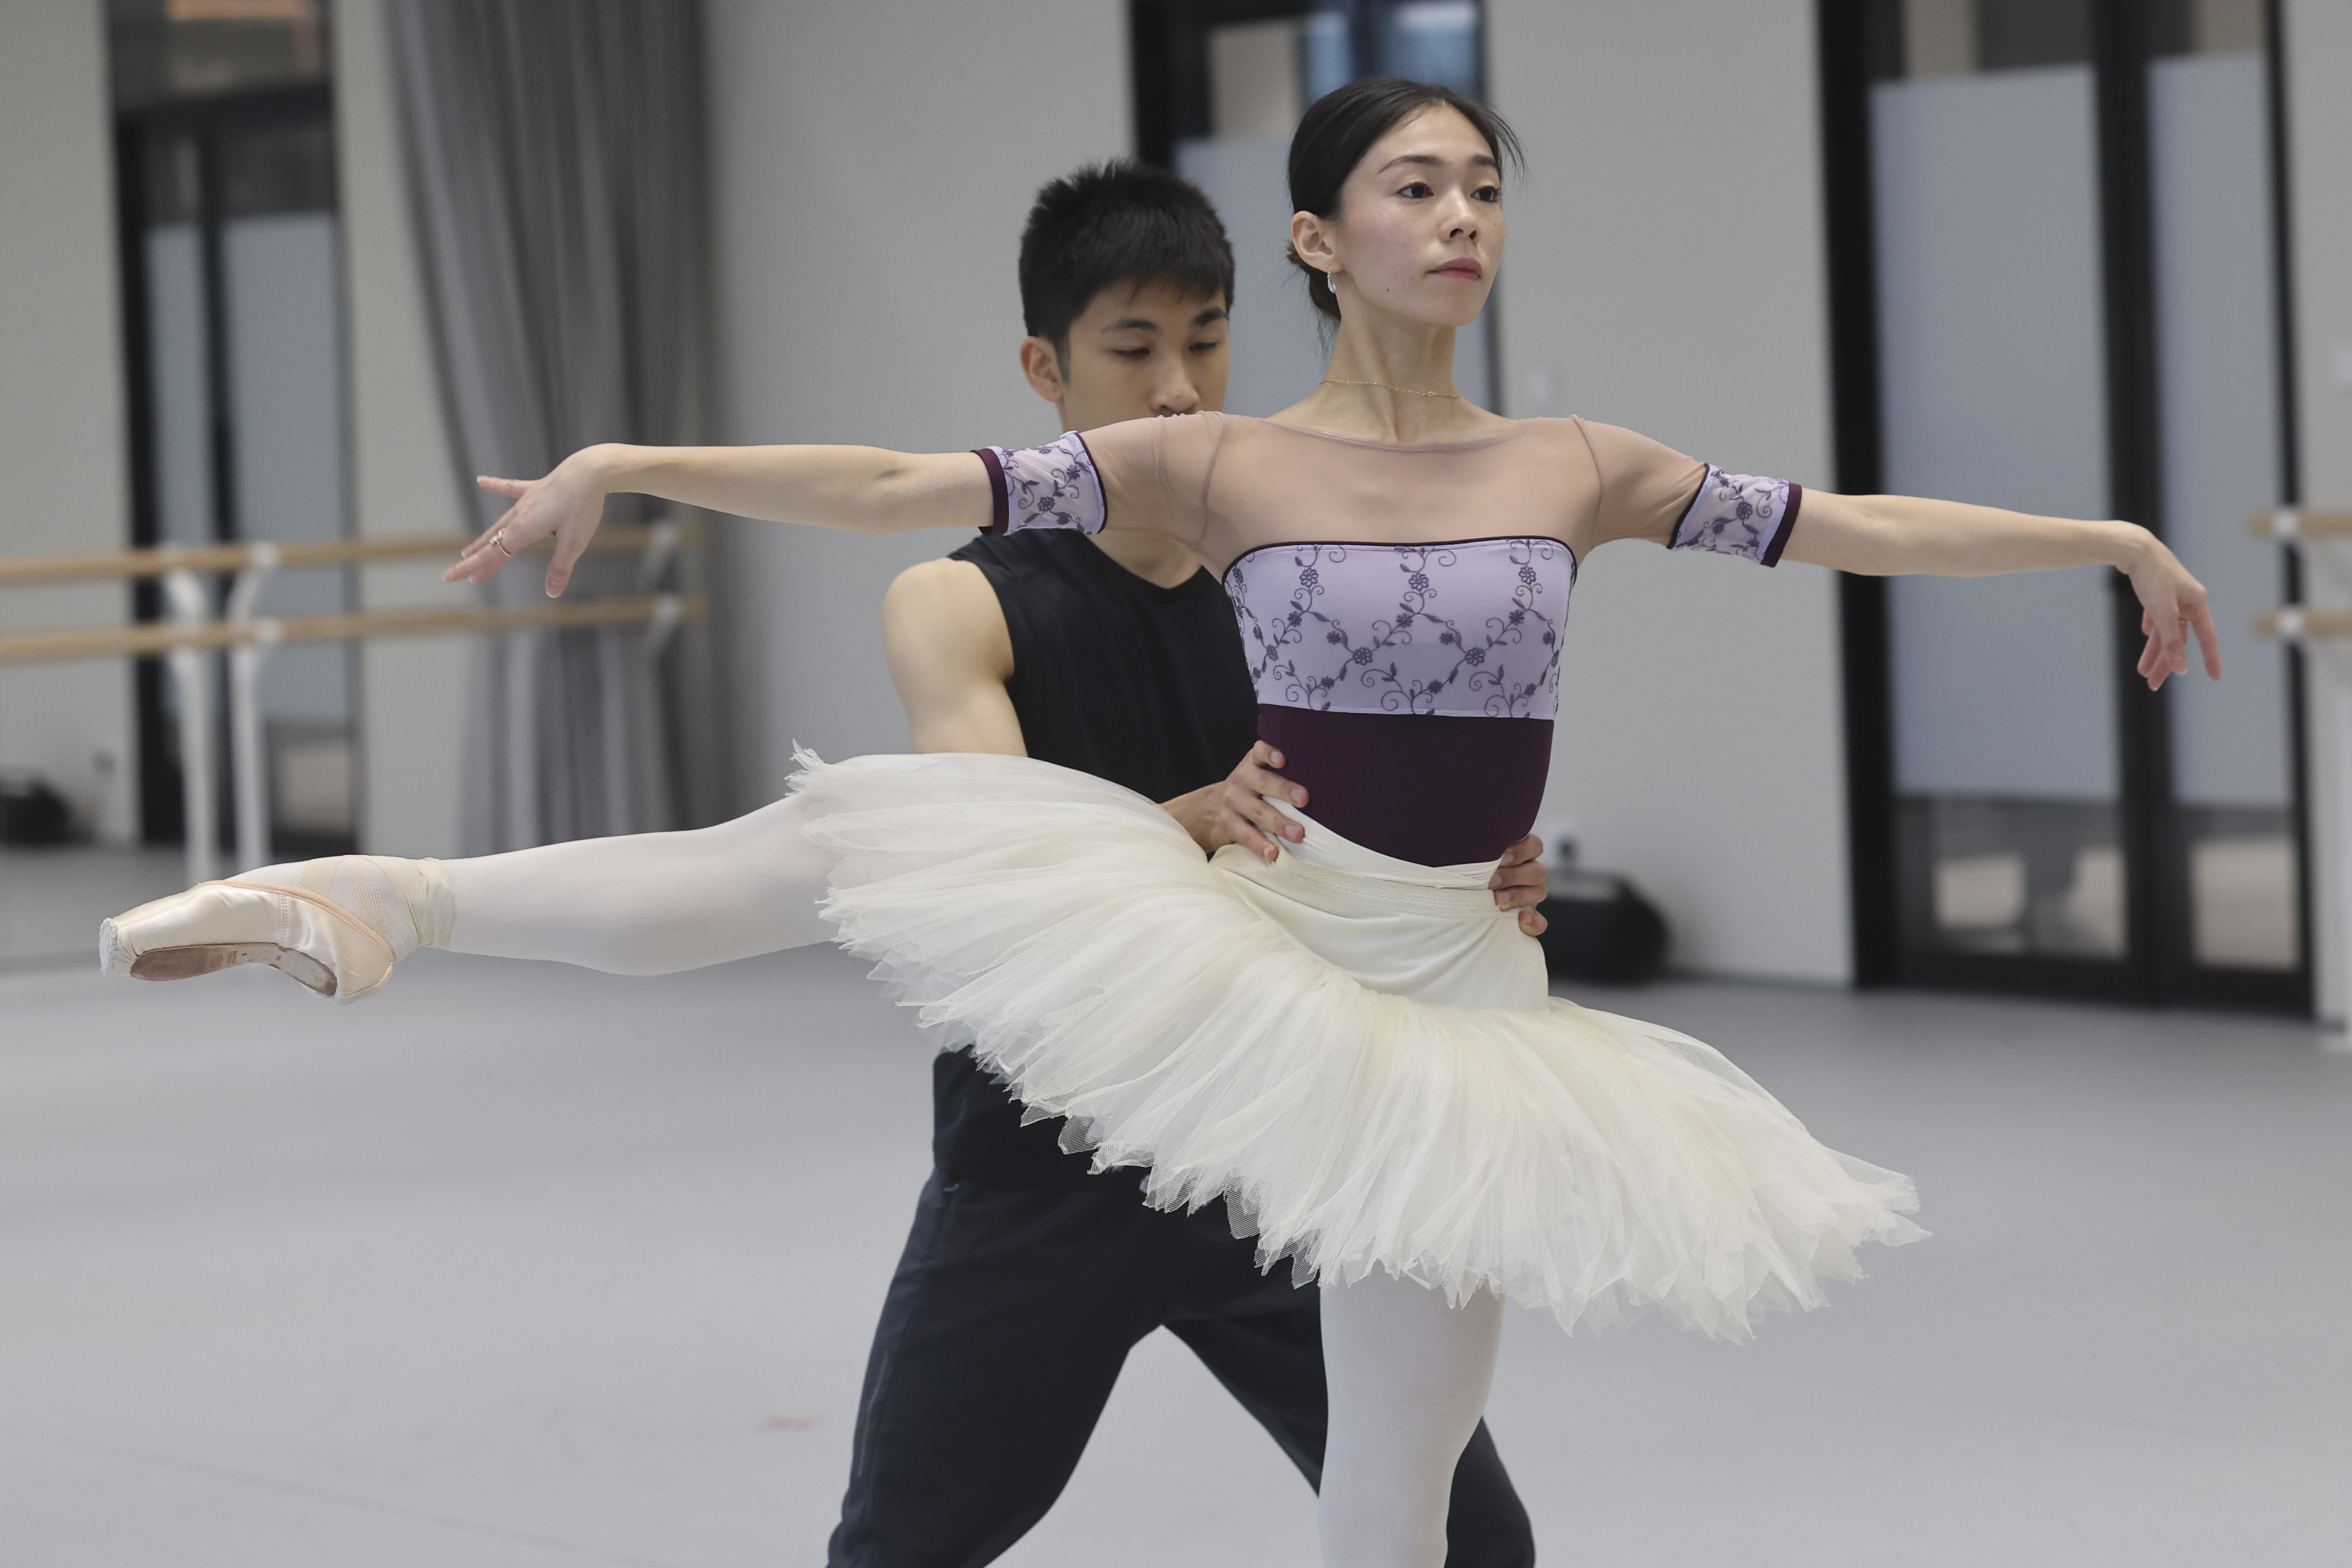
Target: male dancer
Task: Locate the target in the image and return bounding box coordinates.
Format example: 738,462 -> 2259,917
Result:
830,162 -> 1544,1567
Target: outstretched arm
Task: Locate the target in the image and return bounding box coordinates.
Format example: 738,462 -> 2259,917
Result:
1578,424 -> 2220,693
447,443 -> 992,598
1782,491 -> 2220,692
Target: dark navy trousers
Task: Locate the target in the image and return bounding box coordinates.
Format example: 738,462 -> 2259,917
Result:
827,1170 -> 1536,1567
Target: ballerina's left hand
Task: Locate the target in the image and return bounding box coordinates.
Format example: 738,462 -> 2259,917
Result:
2125,532 -> 2222,692
446,447 -> 618,597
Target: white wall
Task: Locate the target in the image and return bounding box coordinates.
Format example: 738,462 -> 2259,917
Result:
702,0 -> 1131,808
0,0 -> 137,844
1488,1 -> 1852,981
2282,0 -> 2352,1023
334,0 -> 470,858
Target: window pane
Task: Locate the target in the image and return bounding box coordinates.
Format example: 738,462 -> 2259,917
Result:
2148,41 -> 2298,968
222,201 -> 353,835
144,216 -> 214,549
1873,59 -> 2123,959
1383,1 -> 1480,94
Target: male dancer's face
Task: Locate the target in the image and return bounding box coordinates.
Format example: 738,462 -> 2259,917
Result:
1019,280 -> 1231,431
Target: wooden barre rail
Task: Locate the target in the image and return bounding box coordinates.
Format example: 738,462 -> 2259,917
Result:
0,593 -> 705,666
0,520 -> 701,587
2256,608 -> 2352,640
2250,509 -> 2352,539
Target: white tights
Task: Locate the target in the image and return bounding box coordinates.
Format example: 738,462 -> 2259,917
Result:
1320,1275 -> 1505,1568
439,794 -> 839,971
249,807 -> 1503,1562
248,795 -> 839,975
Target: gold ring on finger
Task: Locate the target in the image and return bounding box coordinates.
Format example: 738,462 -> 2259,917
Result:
493,528 -> 513,558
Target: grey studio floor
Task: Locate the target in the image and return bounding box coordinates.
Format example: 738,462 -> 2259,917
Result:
2,944 -> 2347,1568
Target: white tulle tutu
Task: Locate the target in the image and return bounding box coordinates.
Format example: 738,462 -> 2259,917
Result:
793,751 -> 1923,1339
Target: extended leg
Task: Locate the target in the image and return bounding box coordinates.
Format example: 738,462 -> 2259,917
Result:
1318,1272 -> 1505,1568
432,794 -> 836,971
102,794 -> 837,1001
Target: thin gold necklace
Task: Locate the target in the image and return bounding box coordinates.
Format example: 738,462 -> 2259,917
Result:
1320,377 -> 1463,400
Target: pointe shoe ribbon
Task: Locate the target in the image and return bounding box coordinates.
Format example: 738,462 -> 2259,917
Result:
98,858 -> 451,1004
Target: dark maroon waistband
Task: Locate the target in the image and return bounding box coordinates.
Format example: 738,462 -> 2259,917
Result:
1254,706 -> 1552,868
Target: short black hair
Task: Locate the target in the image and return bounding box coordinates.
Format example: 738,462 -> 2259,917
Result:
1018,160 -> 1237,354
1286,78 -> 1524,322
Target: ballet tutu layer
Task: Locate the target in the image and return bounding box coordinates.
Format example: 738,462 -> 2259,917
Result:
792,750 -> 1923,1339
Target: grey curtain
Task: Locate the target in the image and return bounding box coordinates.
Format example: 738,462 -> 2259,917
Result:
386,0 -> 702,851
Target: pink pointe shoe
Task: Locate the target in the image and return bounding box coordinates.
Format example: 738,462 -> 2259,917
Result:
99,858 -> 453,1004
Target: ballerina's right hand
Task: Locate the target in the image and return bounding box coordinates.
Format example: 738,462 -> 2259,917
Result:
445,447 -> 613,598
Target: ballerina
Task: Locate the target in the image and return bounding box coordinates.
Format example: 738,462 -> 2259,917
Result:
855,159 -> 1543,1559
105,76 -> 2218,1568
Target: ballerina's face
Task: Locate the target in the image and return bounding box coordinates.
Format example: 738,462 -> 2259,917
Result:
1298,103 -> 1504,330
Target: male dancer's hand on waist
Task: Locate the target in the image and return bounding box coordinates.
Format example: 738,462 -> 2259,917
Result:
1163,743 -> 1551,935
1489,837 -> 1550,934
1161,740 -> 1305,864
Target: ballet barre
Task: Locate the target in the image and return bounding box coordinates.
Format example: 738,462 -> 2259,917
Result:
0,519 -> 701,585
0,594 -> 706,665
2253,506 -> 2352,650
0,521 -> 702,886
2249,508 -> 2352,540
2255,608 -> 2352,640
2254,505 -> 2352,1030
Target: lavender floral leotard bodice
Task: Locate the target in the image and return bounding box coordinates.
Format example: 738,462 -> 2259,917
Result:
1225,537 -> 1573,720
973,415 -> 1799,865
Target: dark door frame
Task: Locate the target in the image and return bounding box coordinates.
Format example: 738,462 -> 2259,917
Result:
113,80 -> 338,847
1815,0 -> 2309,1012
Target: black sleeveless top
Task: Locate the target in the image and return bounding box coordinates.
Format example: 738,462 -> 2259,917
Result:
929,528 -> 1259,1187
